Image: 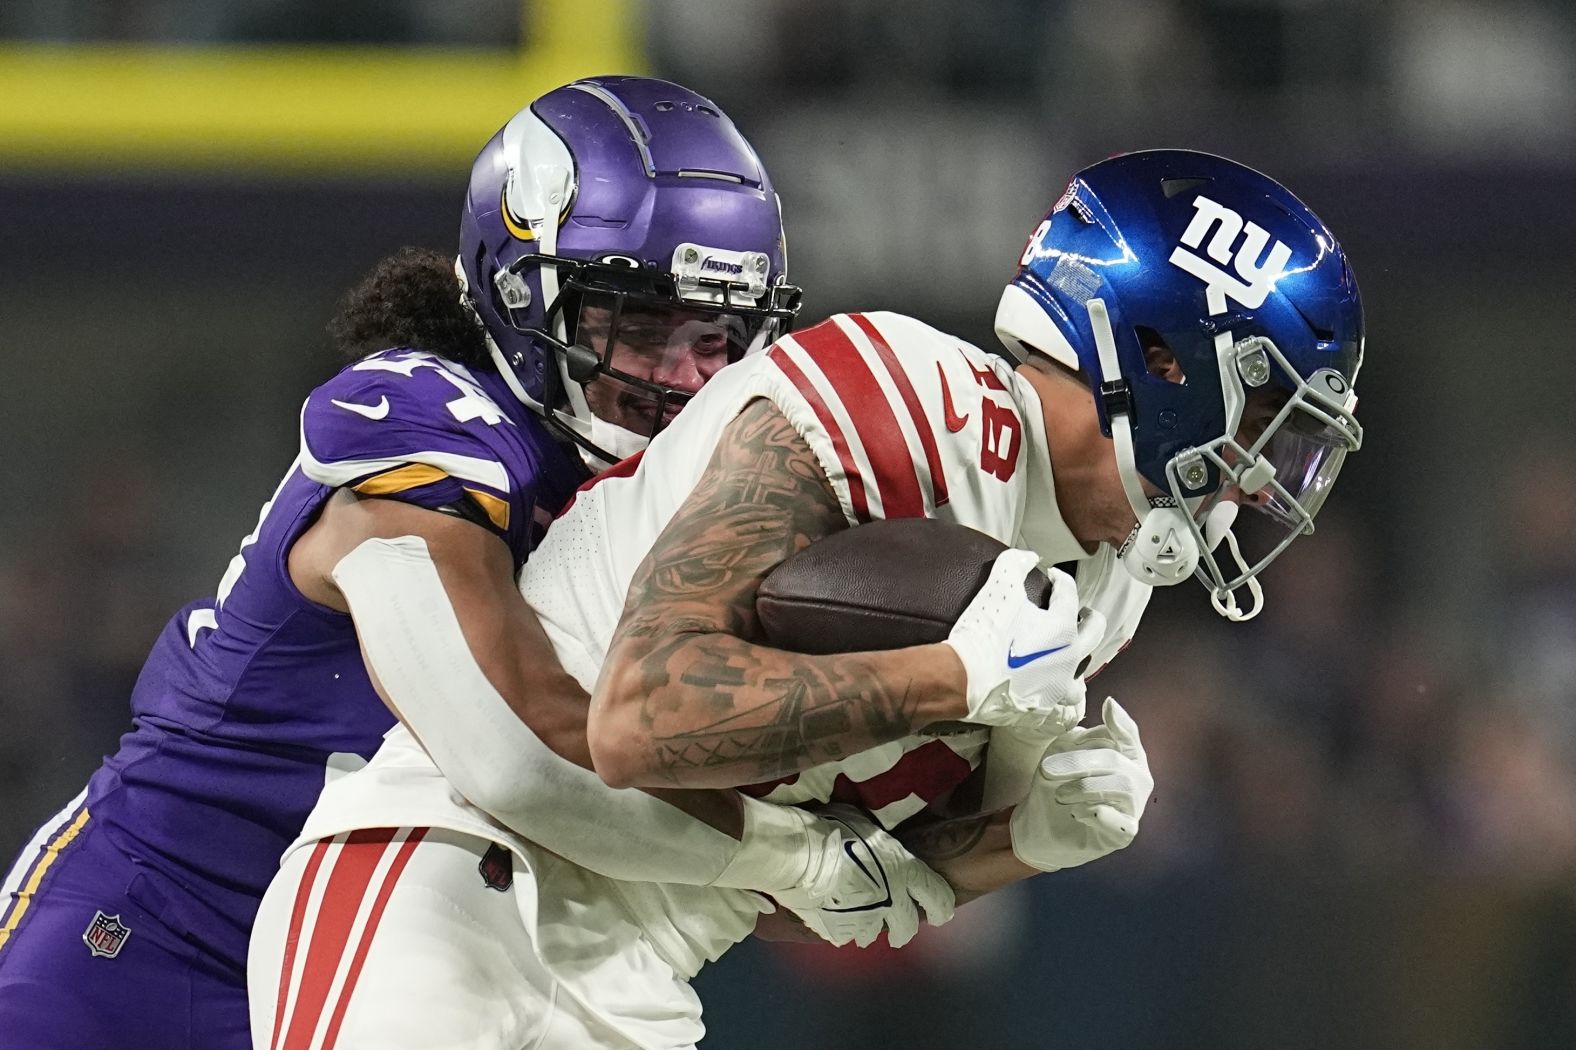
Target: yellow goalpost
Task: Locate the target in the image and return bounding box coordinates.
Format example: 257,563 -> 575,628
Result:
0,0 -> 644,175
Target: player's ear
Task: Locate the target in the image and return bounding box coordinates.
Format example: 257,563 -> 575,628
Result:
1139,329 -> 1184,384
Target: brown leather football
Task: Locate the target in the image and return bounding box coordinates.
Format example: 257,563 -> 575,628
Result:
756,518 -> 1051,655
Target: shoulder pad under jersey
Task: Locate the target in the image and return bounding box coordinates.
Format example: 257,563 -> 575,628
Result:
300,349 -> 525,532
765,311 -> 1017,525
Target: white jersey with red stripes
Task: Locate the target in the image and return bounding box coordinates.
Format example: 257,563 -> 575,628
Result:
526,309 -> 1151,708
285,311 -> 1153,1044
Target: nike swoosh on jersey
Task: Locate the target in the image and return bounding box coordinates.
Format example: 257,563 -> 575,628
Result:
936,362 -> 968,432
331,396 -> 391,420
1006,642 -> 1070,668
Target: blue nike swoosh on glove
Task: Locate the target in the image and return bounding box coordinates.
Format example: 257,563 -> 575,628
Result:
1006,643 -> 1070,668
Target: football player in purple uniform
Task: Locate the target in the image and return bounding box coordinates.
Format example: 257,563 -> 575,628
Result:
0,76 -> 802,1049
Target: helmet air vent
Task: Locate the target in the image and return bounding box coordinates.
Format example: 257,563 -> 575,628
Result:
677,169 -> 743,182
652,100 -> 719,118
1292,303 -> 1335,341
1161,177 -> 1211,199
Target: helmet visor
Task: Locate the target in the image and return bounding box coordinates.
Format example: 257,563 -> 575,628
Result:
1169,362 -> 1362,600
1259,421 -> 1349,529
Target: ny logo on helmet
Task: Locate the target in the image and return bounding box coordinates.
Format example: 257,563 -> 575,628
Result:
1168,195 -> 1292,313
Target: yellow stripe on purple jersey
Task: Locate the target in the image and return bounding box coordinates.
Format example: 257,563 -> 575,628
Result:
0,805 -> 90,955
462,487 -> 511,530
351,462 -> 451,496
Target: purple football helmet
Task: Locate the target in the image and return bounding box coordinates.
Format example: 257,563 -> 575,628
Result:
459,75 -> 801,467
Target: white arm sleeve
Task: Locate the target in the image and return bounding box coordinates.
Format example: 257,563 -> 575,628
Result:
981,724 -> 1063,813
331,536 -> 818,891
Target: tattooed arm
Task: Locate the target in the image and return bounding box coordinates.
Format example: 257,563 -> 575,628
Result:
898,810 -> 1035,907
588,397 -> 972,789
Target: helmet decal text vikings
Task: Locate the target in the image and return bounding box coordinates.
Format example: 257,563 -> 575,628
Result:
1168,195 -> 1292,313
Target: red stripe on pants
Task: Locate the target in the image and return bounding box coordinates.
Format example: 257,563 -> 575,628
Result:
270,837 -> 332,1050
277,829 -> 402,1050
319,829 -> 428,1050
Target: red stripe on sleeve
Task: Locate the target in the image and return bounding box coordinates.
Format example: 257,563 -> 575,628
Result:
847,313 -> 949,510
770,344 -> 872,522
789,318 -> 925,519
319,829 -> 428,1050
829,739 -> 975,814
278,829 -> 400,1050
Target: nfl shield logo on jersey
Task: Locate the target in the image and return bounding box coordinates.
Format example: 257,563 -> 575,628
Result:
82,911 -> 131,959
477,842 -> 513,892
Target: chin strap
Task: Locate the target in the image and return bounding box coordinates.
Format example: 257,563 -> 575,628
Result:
1210,526 -> 1264,622
1197,499 -> 1262,620
1086,299 -> 1151,524
478,325 -> 640,473
1088,299 -> 1198,589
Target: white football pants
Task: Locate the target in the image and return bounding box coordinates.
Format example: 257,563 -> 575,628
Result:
248,827 -> 671,1050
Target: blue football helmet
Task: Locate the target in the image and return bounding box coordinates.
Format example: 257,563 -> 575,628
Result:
995,150 -> 1364,619
459,76 -> 801,467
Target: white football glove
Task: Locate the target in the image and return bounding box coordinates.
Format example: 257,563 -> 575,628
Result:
944,550 -> 1105,733
1009,697 -> 1152,872
773,804 -> 955,949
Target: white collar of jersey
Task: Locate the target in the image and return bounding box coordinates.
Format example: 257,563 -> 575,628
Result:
1012,374 -> 1093,566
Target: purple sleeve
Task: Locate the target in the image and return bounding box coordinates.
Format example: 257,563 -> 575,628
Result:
298,351 -> 538,538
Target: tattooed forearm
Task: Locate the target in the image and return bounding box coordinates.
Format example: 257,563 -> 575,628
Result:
902,813 -> 994,862
644,648 -> 923,784
591,398 -> 969,788
897,808 -> 1029,907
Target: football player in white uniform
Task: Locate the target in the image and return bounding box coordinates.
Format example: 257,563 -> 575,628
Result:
249,150 -> 1364,1050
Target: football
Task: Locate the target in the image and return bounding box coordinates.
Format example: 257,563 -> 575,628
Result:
757,518 -> 1051,654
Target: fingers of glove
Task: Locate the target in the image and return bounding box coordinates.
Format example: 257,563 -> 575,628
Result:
1070,803 -> 1138,841
852,918 -> 883,950
884,897 -> 921,949
1071,608 -> 1108,664
791,909 -> 851,947
983,549 -> 1043,608
1041,724 -> 1108,756
1039,747 -> 1125,784
950,550 -> 1041,662
1100,697 -> 1146,761
1052,770 -> 1145,809
1042,565 -> 1081,617
906,865 -> 957,929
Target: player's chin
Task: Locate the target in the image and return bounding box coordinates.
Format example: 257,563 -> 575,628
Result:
618,397 -> 681,435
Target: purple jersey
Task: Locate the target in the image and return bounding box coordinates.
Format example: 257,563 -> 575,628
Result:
66,350 -> 582,973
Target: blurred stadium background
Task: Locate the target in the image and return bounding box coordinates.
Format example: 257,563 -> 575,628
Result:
3,1 -> 1575,1046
